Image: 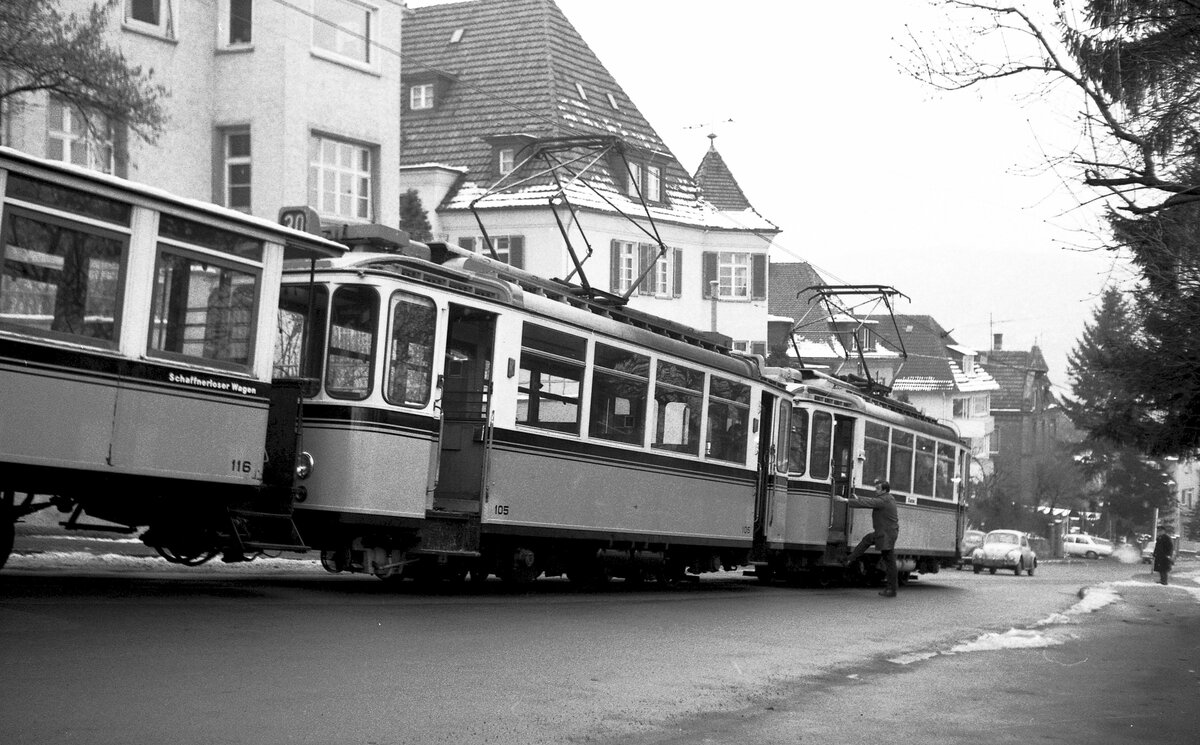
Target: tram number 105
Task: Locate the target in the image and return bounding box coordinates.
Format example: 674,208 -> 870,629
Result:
493,504 -> 510,516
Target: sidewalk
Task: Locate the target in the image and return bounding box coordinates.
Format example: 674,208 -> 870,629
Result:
628,567 -> 1200,745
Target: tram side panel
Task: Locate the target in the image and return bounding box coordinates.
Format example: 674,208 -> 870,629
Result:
484,432 -> 756,545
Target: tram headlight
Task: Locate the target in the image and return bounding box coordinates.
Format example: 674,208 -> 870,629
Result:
296,451 -> 315,480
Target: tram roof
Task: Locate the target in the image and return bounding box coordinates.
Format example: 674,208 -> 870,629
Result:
771,367 -> 963,443
0,147 -> 346,260
292,244 -> 780,383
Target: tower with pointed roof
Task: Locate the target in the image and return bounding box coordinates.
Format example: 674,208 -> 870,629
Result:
400,0 -> 779,352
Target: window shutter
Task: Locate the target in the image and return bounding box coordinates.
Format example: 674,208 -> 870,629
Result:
701,252 -> 717,298
638,243 -> 653,295
672,248 -> 683,297
610,239 -> 622,293
457,237 -> 476,252
508,235 -> 525,269
751,253 -> 767,300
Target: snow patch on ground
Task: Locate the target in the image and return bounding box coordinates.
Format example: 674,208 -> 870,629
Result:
6,551 -> 322,573
889,571 -> 1200,666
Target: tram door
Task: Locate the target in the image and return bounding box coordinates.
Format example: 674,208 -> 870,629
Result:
426,304 -> 496,552
753,393 -> 781,553
827,414 -> 857,543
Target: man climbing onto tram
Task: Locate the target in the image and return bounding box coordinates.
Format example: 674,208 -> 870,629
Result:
843,480 -> 900,597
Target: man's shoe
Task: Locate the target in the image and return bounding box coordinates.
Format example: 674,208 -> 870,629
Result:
878,590 -> 896,597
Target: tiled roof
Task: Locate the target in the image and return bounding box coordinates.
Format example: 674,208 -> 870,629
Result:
402,0 -> 776,231
980,347 -> 1050,409
787,313 -> 998,393
768,262 -> 827,328
694,141 -> 751,210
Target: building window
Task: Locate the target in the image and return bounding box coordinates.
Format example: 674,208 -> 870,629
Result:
626,162 -> 642,198
574,82 -> 588,100
646,165 -> 662,202
610,240 -> 637,294
312,0 -> 373,65
606,92 -> 620,110
226,0 -> 252,45
952,397 -> 967,418
125,0 -> 176,38
223,129 -> 251,212
718,252 -> 750,299
410,83 -> 434,111
498,148 -> 515,176
308,135 -> 373,221
702,251 -> 766,301
47,97 -> 115,174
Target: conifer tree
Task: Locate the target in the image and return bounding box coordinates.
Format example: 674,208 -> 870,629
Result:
399,189 -> 433,243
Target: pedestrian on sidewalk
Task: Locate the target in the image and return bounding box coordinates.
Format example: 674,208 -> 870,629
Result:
844,480 -> 900,597
1152,525 -> 1174,586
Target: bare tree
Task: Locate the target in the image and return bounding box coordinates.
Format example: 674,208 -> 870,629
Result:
905,1 -> 1200,216
0,0 -> 168,146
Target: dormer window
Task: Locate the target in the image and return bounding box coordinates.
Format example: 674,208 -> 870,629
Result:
450,28 -> 464,43
574,82 -> 588,100
410,83 -> 434,110
623,160 -> 665,203
498,148 -> 515,176
606,92 -> 620,110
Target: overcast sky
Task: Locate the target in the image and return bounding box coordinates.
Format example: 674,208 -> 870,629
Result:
412,0 -> 1130,391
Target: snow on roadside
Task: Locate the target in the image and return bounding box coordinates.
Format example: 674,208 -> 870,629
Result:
5,550 -> 323,574
889,569 -> 1200,665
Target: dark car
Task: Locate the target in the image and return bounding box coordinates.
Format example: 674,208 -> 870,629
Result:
957,529 -> 986,569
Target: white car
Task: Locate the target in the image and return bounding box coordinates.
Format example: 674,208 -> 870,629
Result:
971,529 -> 1037,576
1062,533 -> 1114,559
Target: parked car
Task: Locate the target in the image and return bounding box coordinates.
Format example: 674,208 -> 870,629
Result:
972,529 -> 1037,576
1062,533 -> 1114,559
957,529 -> 986,569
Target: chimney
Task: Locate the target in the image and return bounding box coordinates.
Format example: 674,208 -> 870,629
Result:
992,333 -> 1003,351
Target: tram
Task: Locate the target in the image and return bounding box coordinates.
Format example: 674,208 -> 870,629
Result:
0,147 -> 344,567
274,242 -> 791,583
755,369 -> 969,585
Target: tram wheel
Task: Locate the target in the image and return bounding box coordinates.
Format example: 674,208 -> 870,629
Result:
153,544 -> 218,567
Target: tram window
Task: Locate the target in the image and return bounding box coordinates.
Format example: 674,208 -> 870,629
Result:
384,291 -> 436,407
706,376 -> 749,463
274,284 -> 328,380
889,430 -> 914,493
1,210 -> 126,346
518,323 -> 585,433
914,436 -> 936,496
935,443 -> 957,500
652,360 -> 703,455
324,285 -> 378,399
863,421 -> 889,486
788,407 -> 809,474
809,411 -> 833,480
774,405 -> 791,473
589,343 -> 648,445
158,213 -> 263,261
148,249 -> 258,367
5,173 -> 132,225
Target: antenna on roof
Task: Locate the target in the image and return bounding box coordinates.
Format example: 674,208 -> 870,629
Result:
684,118 -> 735,147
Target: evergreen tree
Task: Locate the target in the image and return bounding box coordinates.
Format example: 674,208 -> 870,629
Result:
399,189 -> 433,243
0,0 -> 167,145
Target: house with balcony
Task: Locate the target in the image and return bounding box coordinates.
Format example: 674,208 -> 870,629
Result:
399,0 -> 779,352
1,0 -> 404,227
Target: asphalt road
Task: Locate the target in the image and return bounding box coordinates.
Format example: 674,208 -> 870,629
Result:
3,544 -> 1196,745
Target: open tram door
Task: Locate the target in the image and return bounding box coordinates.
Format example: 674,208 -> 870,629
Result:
827,413 -> 858,557
423,303 -> 497,557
